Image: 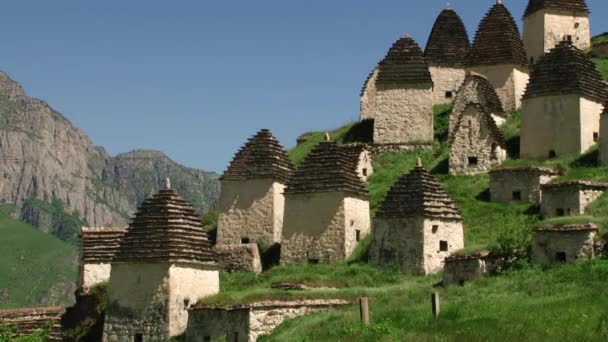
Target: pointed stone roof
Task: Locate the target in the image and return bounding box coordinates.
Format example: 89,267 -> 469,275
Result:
523,41 -> 608,102
450,103 -> 506,148
284,141 -> 367,199
80,227 -> 127,263
376,160 -> 462,220
222,129 -> 294,183
113,184 -> 217,266
468,3 -> 528,68
455,75 -> 505,115
524,0 -> 589,17
425,8 -> 470,67
376,36 -> 433,85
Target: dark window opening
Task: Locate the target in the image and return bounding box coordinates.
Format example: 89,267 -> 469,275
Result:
566,35 -> 573,42
203,337 -> 211,342
440,240 -> 449,252
594,132 -> 599,142
458,279 -> 465,286
241,238 -> 250,244
549,150 -> 557,159
350,220 -> 355,227
362,168 -> 368,176
530,57 -> 534,65
556,208 -> 565,217
574,23 -> 580,29
445,91 -> 453,98
491,143 -> 498,160
556,252 -> 567,263
432,225 -> 439,234
135,334 -> 143,342
468,157 -> 478,166
233,332 -> 239,342
308,258 -> 319,265
512,191 -> 522,201
356,230 -> 361,242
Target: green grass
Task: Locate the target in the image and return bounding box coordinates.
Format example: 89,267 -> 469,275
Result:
594,58 -> 608,81
0,204 -> 77,309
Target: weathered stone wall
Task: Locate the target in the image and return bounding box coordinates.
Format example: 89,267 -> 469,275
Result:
217,179 -> 285,246
167,265 -> 220,337
443,257 -> 489,287
81,263 -> 111,293
524,11 -> 590,64
422,219 -> 464,274
370,143 -> 433,155
540,188 -> 604,218
0,307 -> 64,341
600,113 -> 608,166
467,66 -> 528,112
521,95 -> 602,160
449,77 -> 501,136
532,230 -> 596,265
360,68 -> 379,120
369,216 -> 425,274
215,244 -> 262,274
186,300 -> 351,342
429,66 -> 466,106
490,171 -> 557,204
343,197 -> 371,259
373,83 -> 433,145
355,150 -> 373,182
449,106 -> 506,175
281,192 -> 369,264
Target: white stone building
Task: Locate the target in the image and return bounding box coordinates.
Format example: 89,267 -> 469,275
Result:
369,159 -> 464,275
340,144 -> 374,182
424,7 -> 469,106
360,36 -> 434,149
531,223 -> 599,265
281,141 -> 371,264
449,103 -> 507,175
540,181 -> 608,219
489,167 -> 560,204
449,75 -> 505,135
466,2 -> 529,112
79,226 -> 127,294
520,41 -> 608,160
103,182 -> 220,341
217,129 -> 294,247
443,251 -> 490,287
523,0 -> 591,65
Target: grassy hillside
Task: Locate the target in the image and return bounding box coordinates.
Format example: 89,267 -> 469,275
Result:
0,204 -> 77,309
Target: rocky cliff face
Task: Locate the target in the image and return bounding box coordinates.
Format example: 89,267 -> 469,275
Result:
0,71 -> 220,241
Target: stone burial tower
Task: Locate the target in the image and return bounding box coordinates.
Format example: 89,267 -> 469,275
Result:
216,129 -> 294,247
103,180 -> 219,341
369,159 -> 464,275
281,141 -> 371,265
521,41 -> 608,160
424,7 -> 470,106
449,103 -> 507,175
360,35 -> 434,150
467,1 -> 529,112
523,0 -> 591,65
449,74 -> 505,135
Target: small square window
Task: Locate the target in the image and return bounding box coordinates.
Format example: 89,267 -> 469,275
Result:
574,23 -> 580,29
203,337 -> 211,342
512,191 -> 522,201
556,208 -> 565,217
356,229 -> 361,242
594,132 -> 599,142
308,259 -> 319,265
241,238 -> 250,244
439,240 -> 449,252
468,157 -> 478,166
566,35 -> 573,42
135,334 -> 143,342
362,168 -> 368,177
445,91 -> 453,98
432,225 -> 439,234
549,150 -> 557,159
556,252 -> 567,263
350,220 -> 355,227
530,57 -> 535,65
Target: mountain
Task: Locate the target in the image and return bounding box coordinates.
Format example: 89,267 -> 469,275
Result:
0,71 -> 220,242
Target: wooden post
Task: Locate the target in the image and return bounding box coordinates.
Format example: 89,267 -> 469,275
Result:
432,292 -> 440,318
359,297 -> 369,326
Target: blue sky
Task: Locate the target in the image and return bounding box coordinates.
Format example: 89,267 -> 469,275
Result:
1,1 -> 607,172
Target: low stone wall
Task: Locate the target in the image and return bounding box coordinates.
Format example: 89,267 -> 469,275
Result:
215,244 -> 262,274
532,225 -> 598,265
0,307 -> 64,341
443,252 -> 490,287
370,143 -> 433,155
186,299 -> 352,342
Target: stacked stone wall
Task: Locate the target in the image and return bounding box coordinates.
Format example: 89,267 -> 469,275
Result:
540,187 -> 605,218
532,230 -> 596,265
600,114 -> 608,166
422,219 -> 464,274
443,256 -> 489,287
490,171 -> 557,204
81,263 -> 111,293
369,216 -> 425,275
429,66 -> 466,106
467,65 -> 528,112
215,244 -> 262,274
0,307 -> 64,341
360,68 -> 379,120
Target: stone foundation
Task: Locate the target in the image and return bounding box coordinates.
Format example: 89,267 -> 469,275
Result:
185,299 -> 352,342
443,252 -> 490,287
215,244 -> 262,274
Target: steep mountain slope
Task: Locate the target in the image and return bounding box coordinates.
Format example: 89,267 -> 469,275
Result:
0,71 -> 219,242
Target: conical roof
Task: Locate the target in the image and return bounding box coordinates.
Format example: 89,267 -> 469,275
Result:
222,129 -> 294,183
284,141 -> 367,199
523,41 -> 608,102
376,160 -> 462,220
524,0 -> 589,17
425,8 -> 470,67
468,3 -> 528,68
450,102 -> 506,148
376,36 -> 433,85
456,75 -> 504,114
113,182 -> 217,265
